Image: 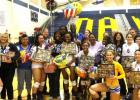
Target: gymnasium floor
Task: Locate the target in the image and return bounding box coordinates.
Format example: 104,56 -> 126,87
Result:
11,69 -> 72,100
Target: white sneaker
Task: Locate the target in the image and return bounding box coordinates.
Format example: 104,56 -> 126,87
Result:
49,96 -> 53,100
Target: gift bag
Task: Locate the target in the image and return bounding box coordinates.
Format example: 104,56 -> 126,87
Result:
44,62 -> 57,73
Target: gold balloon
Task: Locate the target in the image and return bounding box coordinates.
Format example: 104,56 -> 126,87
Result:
72,2 -> 82,15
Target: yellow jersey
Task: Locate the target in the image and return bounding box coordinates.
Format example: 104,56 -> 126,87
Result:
105,61 -> 126,88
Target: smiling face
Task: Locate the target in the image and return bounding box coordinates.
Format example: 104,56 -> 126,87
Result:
129,29 -> 137,38
21,37 -> 29,46
82,42 -> 90,53
116,33 -> 122,41
59,26 -> 67,35
0,34 -> 9,43
135,37 -> 140,46
102,36 -> 109,45
64,33 -> 71,43
105,50 -> 114,63
42,28 -> 49,39
55,32 -> 61,41
135,50 -> 140,62
126,33 -> 133,44
38,35 -> 45,45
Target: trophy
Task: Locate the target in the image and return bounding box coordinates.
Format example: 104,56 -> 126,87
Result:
97,64 -> 115,78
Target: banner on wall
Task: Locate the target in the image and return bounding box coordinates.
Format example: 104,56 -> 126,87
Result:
74,13 -> 140,41
50,11 -> 140,42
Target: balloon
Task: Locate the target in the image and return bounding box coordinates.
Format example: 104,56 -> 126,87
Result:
89,66 -> 98,73
75,67 -> 87,78
46,0 -> 57,11
20,50 -> 30,62
53,54 -> 70,69
68,0 -> 71,2
25,53 -> 30,61
65,4 -> 74,9
20,50 -> 26,58
89,66 -> 98,79
64,4 -> 77,19
72,2 -> 82,15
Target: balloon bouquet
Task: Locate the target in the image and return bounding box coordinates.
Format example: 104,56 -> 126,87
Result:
64,1 -> 82,19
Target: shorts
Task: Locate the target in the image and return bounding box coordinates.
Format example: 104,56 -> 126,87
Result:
109,86 -> 120,94
32,62 -> 43,69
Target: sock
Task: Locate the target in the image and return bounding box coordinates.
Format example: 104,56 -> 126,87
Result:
0,86 -> 3,93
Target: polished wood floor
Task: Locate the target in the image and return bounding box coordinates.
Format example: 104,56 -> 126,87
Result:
12,69 -> 72,100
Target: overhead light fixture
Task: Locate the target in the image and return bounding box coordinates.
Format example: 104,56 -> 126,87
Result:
92,0 -> 105,5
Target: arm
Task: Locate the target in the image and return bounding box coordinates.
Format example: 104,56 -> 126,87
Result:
67,56 -> 76,67
67,51 -> 81,66
60,43 -> 65,54
122,44 -> 125,56
10,43 -> 20,62
116,62 -> 125,79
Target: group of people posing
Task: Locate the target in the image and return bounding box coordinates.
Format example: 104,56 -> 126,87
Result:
0,26 -> 139,100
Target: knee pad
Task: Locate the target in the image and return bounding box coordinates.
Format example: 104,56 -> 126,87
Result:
72,80 -> 77,86
33,82 -> 40,88
40,81 -> 45,87
81,80 -> 86,86
0,86 -> 2,93
64,79 -> 69,84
